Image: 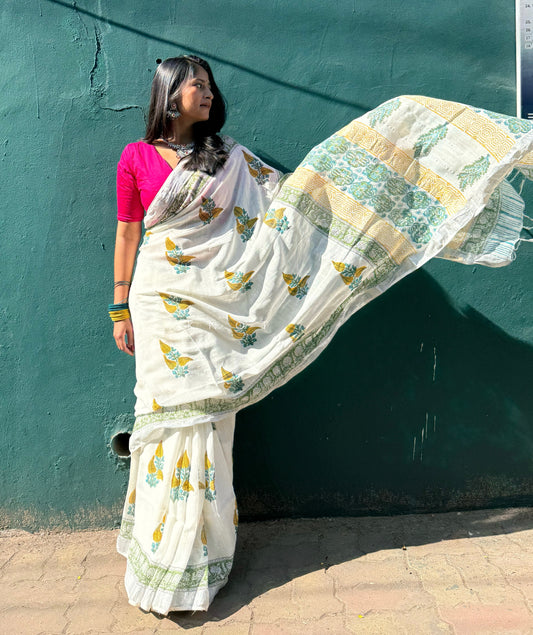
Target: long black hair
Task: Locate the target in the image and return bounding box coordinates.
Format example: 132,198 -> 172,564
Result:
144,55 -> 228,175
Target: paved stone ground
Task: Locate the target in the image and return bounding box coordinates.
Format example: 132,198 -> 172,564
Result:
1,508 -> 533,634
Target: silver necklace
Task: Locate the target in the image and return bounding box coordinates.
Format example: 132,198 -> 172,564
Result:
162,139 -> 195,158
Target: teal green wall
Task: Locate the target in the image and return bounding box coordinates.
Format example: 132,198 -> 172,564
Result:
1,0 -> 531,529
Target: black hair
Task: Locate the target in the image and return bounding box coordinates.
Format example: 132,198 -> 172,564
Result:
144,55 -> 227,175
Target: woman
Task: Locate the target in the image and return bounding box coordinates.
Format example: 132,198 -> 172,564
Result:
113,56 -> 533,614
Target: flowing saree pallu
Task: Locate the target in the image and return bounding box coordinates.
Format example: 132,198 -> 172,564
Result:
129,96 -> 533,446
120,95 -> 533,612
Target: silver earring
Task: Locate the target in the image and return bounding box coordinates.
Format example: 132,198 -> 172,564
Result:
167,107 -> 181,120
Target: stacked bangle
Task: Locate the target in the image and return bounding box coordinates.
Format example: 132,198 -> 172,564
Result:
114,280 -> 131,289
108,302 -> 131,322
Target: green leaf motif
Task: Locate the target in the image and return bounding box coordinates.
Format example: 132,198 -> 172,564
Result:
414,124 -> 448,159
505,118 -> 533,134
458,155 -> 490,190
368,98 -> 400,127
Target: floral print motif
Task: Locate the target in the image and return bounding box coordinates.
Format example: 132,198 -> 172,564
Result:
146,441 -> 164,488
242,150 -> 274,185
286,323 -> 305,342
458,155 -> 490,190
228,315 -> 260,348
282,273 -> 310,299
414,123 -> 448,159
165,238 -> 195,274
170,450 -> 194,502
201,525 -> 208,556
403,190 -> 431,209
127,489 -> 136,517
349,181 -> 377,203
204,453 -> 216,502
160,340 -> 192,378
374,194 -> 394,215
324,136 -> 350,154
332,262 -> 366,291
426,205 -> 447,226
386,177 -> 408,196
199,196 -> 223,225
364,163 -> 389,182
151,513 -> 166,553
389,207 -> 416,228
368,98 -> 400,127
224,270 -> 254,292
408,221 -> 432,245
264,207 -> 290,233
221,367 -> 244,393
329,167 -> 354,187
234,206 -> 258,242
159,293 -> 193,320
307,152 -> 334,172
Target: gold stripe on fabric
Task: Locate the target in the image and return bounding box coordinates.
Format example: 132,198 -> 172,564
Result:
404,96 -> 515,161
338,122 -> 466,216
288,168 -> 416,264
519,151 -> 533,165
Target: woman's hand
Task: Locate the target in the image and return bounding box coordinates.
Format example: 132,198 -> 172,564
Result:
114,319 -> 135,356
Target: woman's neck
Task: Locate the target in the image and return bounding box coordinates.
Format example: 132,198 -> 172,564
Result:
165,119 -> 194,145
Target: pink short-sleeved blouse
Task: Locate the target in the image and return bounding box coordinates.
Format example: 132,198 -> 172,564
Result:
116,141 -> 173,222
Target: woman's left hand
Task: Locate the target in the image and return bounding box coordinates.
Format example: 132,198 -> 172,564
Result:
114,318 -> 135,356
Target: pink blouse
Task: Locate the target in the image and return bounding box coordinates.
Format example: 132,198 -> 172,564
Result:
116,141 -> 173,222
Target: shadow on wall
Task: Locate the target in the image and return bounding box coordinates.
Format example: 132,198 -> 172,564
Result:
45,0 -> 369,113
235,268 -> 533,519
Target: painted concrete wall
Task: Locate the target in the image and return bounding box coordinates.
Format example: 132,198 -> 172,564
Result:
1,0 -> 532,530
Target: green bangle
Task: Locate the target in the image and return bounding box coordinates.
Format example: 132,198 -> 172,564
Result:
108,302 -> 129,311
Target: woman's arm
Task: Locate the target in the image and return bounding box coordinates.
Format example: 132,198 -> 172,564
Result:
113,220 -> 142,355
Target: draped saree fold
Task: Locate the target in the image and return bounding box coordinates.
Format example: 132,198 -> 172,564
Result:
117,96 -> 533,613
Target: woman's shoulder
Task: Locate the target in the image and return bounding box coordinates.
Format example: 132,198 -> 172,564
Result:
219,134 -> 240,154
118,141 -> 155,172
120,140 -> 153,159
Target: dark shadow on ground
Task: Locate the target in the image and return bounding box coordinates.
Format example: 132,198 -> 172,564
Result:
162,507 -> 533,627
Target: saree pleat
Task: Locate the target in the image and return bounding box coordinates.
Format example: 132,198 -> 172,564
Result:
118,95 -> 533,612
118,415 -> 236,613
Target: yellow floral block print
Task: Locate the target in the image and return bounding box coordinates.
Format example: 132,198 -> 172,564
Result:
233,206 -> 258,242
170,450 -> 194,502
332,261 -> 366,291
282,272 -> 310,299
228,315 -> 260,348
224,269 -> 254,292
165,237 -> 195,274
127,488 -> 136,517
286,323 -> 306,342
242,150 -> 274,184
205,452 -> 216,502
221,366 -> 244,393
160,340 -> 192,379
151,513 -> 166,553
199,196 -> 223,225
146,441 -> 164,488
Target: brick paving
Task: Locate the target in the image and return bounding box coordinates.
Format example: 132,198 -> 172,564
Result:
1,508 -> 533,634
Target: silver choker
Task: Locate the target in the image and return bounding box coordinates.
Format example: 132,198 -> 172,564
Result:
162,139 -> 195,158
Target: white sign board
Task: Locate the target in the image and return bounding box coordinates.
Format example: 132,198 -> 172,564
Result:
517,0 -> 533,118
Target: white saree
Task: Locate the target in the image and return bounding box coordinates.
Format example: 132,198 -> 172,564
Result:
117,96 -> 533,613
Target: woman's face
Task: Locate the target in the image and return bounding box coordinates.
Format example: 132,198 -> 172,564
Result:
175,67 -> 213,123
